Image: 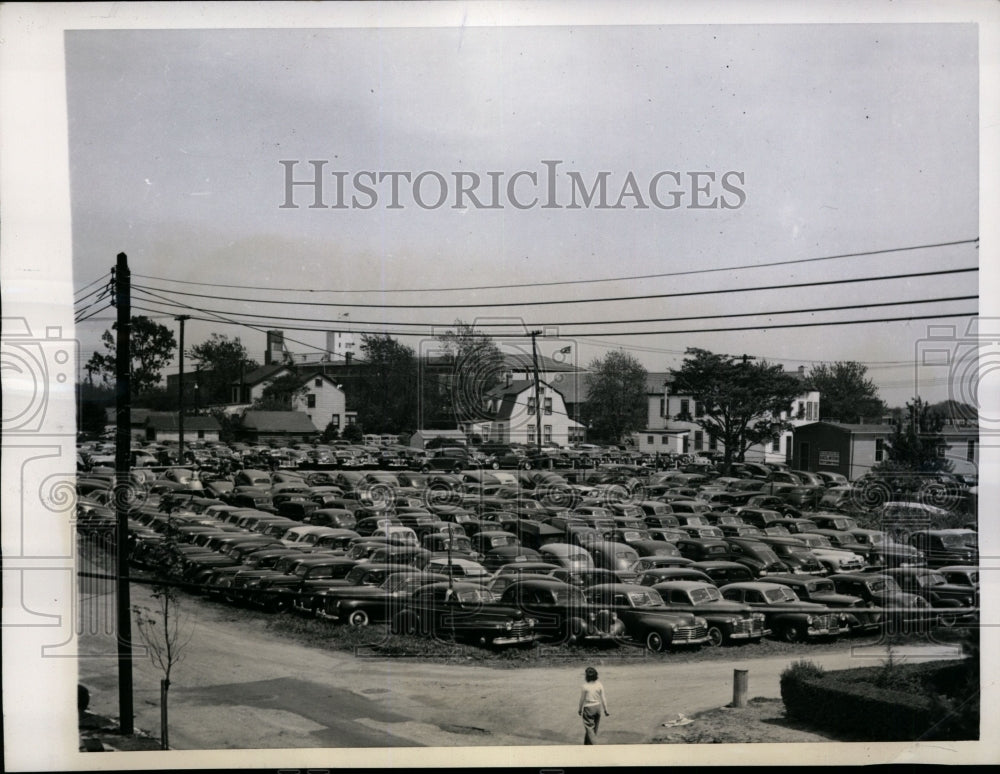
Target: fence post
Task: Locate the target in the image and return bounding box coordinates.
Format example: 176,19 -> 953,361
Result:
733,669 -> 748,708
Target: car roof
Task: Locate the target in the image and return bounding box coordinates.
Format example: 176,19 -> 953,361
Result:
718,581 -> 788,591
650,580 -> 716,590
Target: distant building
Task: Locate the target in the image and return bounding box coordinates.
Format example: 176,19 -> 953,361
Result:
483,379 -> 585,446
240,411 -> 318,443
143,412 -> 221,444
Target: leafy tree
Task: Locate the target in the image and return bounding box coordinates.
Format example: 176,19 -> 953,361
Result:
876,397 -> 953,473
670,348 -> 804,473
86,316 -> 176,396
320,420 -> 341,443
342,422 -> 363,443
581,350 -> 648,443
356,334 -> 417,432
808,361 -> 886,423
189,334 -> 259,406
435,320 -> 506,425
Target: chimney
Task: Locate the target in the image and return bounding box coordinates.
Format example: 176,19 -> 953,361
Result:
798,365 -> 805,377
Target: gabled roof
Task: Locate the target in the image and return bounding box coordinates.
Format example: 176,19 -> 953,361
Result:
242,411 -> 318,433
233,363 -> 289,387
504,352 -> 584,373
797,421 -> 891,434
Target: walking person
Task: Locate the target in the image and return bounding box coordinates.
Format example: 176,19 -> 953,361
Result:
578,666 -> 610,745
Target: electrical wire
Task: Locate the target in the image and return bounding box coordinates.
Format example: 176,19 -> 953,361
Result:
131,266 -> 977,311
74,272 -> 111,297
75,303 -> 113,325
130,237 -> 978,295
130,285 -> 977,329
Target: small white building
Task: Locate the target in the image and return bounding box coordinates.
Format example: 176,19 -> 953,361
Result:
231,367 -> 354,432
484,379 -> 585,446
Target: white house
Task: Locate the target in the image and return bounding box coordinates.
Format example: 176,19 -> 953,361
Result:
639,369 -> 820,462
483,379 -> 585,446
230,366 -> 355,431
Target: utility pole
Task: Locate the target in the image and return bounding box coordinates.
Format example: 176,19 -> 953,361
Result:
112,252 -> 134,735
175,316 -> 190,466
530,330 -> 543,454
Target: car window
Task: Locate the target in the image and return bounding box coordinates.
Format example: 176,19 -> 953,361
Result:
628,590 -> 665,608
764,587 -> 797,603
689,587 -> 720,604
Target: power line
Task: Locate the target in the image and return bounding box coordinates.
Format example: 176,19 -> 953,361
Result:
129,285 -> 977,329
129,237 -> 977,294
132,266 -> 977,311
74,272 -> 111,297
75,303 -> 114,325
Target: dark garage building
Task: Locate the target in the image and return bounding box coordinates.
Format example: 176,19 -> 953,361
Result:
791,422 -> 891,481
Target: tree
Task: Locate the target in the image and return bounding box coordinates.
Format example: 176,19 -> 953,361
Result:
876,397 -> 953,474
132,584 -> 193,749
342,422 -> 363,443
670,348 -> 804,473
434,320 -> 506,425
86,316 -> 176,396
808,361 -> 886,423
188,334 -> 259,406
581,350 -> 648,443
320,420 -> 341,442
355,334 -> 418,432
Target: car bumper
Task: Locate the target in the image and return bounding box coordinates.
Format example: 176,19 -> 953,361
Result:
490,632 -> 543,646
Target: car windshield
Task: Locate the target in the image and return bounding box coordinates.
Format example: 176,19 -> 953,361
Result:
491,536 -> 515,547
786,548 -> 813,560
763,587 -> 798,603
629,590 -> 665,608
454,588 -> 494,604
808,580 -> 835,594
805,536 -> 832,548
939,534 -> 967,548
689,587 -> 721,604
919,573 -> 948,587
868,578 -> 901,593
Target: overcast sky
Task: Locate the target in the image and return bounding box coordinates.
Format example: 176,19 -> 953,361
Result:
66,22 -> 979,406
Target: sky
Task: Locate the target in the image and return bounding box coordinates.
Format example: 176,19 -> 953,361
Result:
65,21 -> 979,408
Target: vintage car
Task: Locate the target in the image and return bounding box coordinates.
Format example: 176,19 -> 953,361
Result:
315,569 -> 448,626
847,528 -> 925,568
886,567 -> 978,626
908,530 -> 979,568
247,555 -> 359,612
585,541 -> 640,582
302,508 -> 358,530
827,572 -> 934,628
498,577 -> 625,645
479,544 -> 544,572
423,557 -> 491,581
722,537 -> 787,577
483,563 -> 563,595
750,536 -> 827,575
765,573 -> 881,633
720,581 -> 848,643
390,581 -> 542,648
584,583 -> 709,652
539,543 -> 596,572
650,581 -> 766,646
688,560 -> 756,586
937,565 -> 980,591
637,567 -> 714,586
632,555 -> 695,573
792,534 -> 867,573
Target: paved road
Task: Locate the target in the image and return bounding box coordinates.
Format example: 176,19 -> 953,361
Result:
77,580 -> 960,751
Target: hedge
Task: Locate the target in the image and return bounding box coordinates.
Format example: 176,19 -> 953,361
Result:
780,659 -> 977,741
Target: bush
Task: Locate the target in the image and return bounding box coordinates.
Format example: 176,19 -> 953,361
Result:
781,659 -> 977,741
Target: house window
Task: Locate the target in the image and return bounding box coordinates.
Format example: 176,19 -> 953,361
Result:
967,440 -> 976,462
527,427 -> 535,445
695,401 -> 704,418
544,425 -> 552,443
709,435 -> 718,451
662,436 -> 669,445
797,402 -> 805,419
772,436 -> 780,453
527,397 -> 536,415
330,414 -> 340,428
346,415 -> 356,425
307,394 -> 317,408
314,378 -> 323,387
544,397 -> 553,415
682,435 -> 690,453
197,429 -> 205,439
875,438 -> 884,462
647,435 -> 654,444
659,398 -> 665,418
680,399 -> 690,418
694,430 -> 703,450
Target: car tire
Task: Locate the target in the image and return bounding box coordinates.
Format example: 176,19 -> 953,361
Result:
779,623 -> 804,643
645,630 -> 666,653
491,461 -> 500,470
347,609 -> 370,627
706,626 -> 724,647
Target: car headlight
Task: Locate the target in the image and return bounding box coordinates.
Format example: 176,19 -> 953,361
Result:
752,613 -> 766,622
526,617 -> 537,627
505,620 -> 514,630
694,617 -> 708,628
806,615 -> 814,625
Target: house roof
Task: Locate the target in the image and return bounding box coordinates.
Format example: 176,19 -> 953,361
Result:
503,352 -> 584,373
242,411 -> 318,433
145,412 -> 221,432
797,421 -> 891,434
106,408 -> 153,426
233,363 -> 289,386
645,372 -> 673,394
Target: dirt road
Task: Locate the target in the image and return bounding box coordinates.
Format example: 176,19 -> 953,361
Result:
77,580 -> 960,754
